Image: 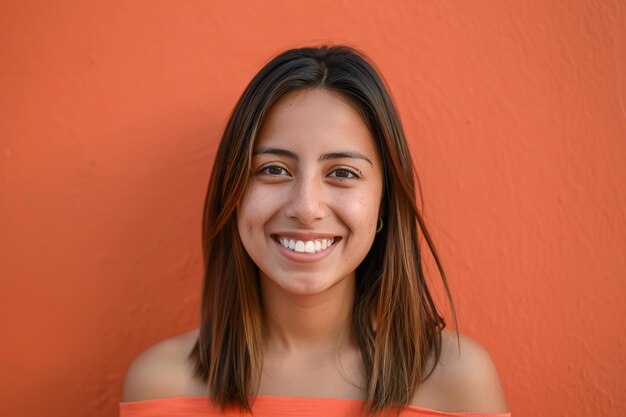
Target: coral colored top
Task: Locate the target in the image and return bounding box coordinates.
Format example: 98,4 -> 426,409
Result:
119,396 -> 511,417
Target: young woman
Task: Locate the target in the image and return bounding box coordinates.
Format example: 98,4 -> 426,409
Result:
120,45 -> 510,416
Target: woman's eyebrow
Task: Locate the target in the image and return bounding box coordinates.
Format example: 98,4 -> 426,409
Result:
252,147 -> 373,166
319,151 -> 373,166
253,146 -> 298,160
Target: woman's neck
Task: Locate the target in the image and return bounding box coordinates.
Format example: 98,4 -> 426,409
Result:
259,272 -> 356,355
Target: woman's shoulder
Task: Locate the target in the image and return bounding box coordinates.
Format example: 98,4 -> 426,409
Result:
122,328 -> 205,402
411,329 -> 509,413
121,328 -> 508,413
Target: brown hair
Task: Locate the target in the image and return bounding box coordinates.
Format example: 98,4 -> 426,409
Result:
189,45 -> 457,415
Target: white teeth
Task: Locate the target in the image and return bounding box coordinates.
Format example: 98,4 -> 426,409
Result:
304,241 -> 315,253
277,237 -> 336,254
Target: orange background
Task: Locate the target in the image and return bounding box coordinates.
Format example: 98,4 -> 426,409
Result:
1,1 -> 625,416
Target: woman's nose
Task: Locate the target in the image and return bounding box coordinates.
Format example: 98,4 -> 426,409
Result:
284,177 -> 328,225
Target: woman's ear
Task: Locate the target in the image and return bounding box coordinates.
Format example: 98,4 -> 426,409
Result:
378,197 -> 385,219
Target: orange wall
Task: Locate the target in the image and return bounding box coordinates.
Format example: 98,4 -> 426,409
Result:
1,1 -> 625,416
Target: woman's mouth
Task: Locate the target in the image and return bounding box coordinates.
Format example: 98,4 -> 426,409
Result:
272,235 -> 341,254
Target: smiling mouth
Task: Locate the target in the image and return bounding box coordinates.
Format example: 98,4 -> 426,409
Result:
272,235 -> 341,254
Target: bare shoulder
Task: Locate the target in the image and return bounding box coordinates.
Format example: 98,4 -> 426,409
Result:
122,328 -> 205,402
412,330 -> 509,413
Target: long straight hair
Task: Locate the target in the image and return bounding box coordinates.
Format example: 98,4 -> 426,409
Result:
189,45 -> 457,415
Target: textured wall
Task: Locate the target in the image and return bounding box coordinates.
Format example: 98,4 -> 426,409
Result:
1,1 -> 624,416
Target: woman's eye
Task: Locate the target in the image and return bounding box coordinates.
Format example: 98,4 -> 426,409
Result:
260,166 -> 289,176
329,168 -> 358,179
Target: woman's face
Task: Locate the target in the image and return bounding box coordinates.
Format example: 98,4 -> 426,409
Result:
237,88 -> 384,296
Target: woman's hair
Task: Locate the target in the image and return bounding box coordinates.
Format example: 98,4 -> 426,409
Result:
189,45 -> 457,414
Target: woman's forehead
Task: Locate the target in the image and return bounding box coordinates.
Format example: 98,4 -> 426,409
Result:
254,89 -> 378,156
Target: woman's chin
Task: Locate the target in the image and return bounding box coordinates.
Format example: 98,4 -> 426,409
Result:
261,272 -> 354,298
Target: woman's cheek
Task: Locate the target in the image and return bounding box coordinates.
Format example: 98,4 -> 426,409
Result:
334,190 -> 379,229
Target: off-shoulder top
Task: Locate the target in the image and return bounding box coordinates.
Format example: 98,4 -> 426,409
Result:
119,396 -> 511,416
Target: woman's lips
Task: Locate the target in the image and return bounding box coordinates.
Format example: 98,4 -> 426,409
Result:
273,235 -> 340,253
272,235 -> 341,264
